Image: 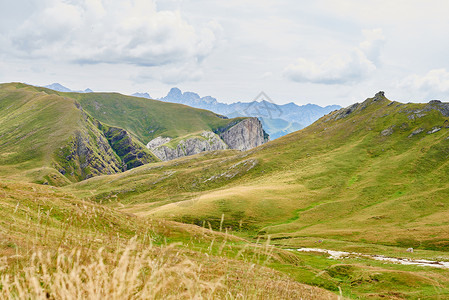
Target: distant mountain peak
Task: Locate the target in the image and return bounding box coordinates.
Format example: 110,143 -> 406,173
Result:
157,87 -> 341,139
161,87 -> 219,107
43,83 -> 93,93
167,87 -> 182,99
45,83 -> 72,93
132,92 -> 151,99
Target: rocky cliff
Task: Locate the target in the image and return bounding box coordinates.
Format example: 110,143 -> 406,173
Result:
147,131 -> 228,161
147,117 -> 269,161
54,120 -> 123,181
99,124 -> 157,170
54,108 -> 158,181
218,117 -> 269,151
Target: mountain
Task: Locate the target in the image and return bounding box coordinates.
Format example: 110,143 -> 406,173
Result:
44,82 -> 72,92
44,82 -> 93,93
132,92 -> 151,99
77,91 -> 449,245
158,87 -> 341,138
0,83 -> 267,184
134,91 -> 449,245
73,91 -> 449,298
3,85 -> 449,298
0,83 -> 158,185
69,90 -> 268,161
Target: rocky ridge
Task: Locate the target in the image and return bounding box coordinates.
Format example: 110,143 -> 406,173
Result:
325,91 -> 387,122
55,106 -> 158,181
99,124 -> 157,170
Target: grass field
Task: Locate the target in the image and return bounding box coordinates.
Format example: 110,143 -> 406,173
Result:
0,180 -> 338,299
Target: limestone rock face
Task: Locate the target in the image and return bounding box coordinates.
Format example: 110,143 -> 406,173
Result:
219,118 -> 268,151
147,118 -> 269,161
146,136 -> 171,149
148,131 -> 228,161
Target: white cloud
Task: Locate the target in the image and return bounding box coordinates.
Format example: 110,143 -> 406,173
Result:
4,0 -> 220,67
1,1 -> 449,106
323,0 -> 449,25
400,69 -> 449,93
359,28 -> 385,65
284,29 -> 384,84
133,62 -> 203,85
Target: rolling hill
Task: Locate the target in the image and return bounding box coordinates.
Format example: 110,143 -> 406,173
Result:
76,91 -> 449,250
3,85 -> 449,298
0,83 -> 266,184
67,91 -> 449,297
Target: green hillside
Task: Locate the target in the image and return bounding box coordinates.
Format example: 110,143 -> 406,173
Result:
3,85 -> 449,298
68,92 -> 449,298
0,83 -> 161,184
72,92 -> 449,248
0,83 -> 249,184
0,83 -> 82,185
65,92 -> 245,144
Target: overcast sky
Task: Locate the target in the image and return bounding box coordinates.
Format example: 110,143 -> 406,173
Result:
1,0 -> 449,106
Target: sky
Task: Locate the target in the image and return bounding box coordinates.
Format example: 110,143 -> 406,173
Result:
1,0 -> 449,106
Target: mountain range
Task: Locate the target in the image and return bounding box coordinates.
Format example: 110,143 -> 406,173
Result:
42,83 -> 341,139
44,82 -> 93,93
157,87 -> 341,139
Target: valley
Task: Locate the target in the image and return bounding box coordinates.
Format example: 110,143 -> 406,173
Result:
1,84 -> 449,299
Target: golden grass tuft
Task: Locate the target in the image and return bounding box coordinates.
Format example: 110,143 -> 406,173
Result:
0,238 -> 224,300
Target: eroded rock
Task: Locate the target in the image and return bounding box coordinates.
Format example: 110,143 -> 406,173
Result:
146,117 -> 269,161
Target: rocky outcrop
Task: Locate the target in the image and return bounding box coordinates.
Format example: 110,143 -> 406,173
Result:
325,91 -> 388,122
423,100 -> 449,117
380,126 -> 394,136
146,117 -> 269,161
100,125 -> 157,170
146,136 -> 171,149
55,110 -> 158,181
408,128 -> 424,138
148,131 -> 228,161
55,127 -> 123,181
218,118 -> 269,151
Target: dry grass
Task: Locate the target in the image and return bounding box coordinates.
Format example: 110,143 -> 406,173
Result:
0,237 -> 338,300
0,238 -> 224,300
0,182 -> 339,299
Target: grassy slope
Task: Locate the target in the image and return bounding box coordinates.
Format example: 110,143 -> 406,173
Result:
69,94 -> 449,298
0,83 -> 80,185
72,94 -> 449,248
4,84 -> 449,298
0,180 -> 336,299
0,82 -> 339,298
0,83 -> 150,184
67,92 -> 245,144
0,83 -> 244,184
